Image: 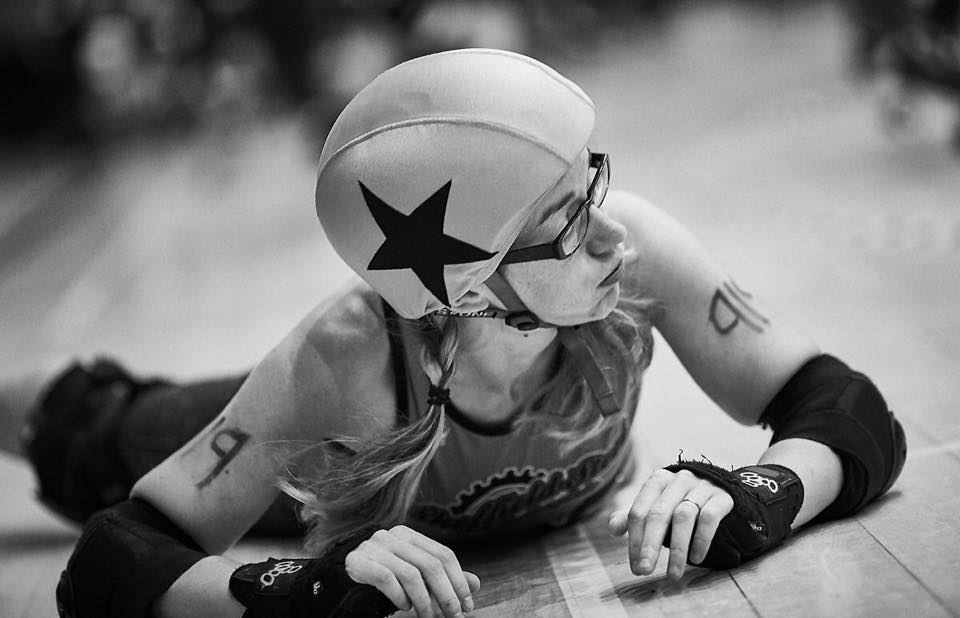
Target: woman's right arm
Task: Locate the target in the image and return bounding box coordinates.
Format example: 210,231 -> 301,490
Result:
61,285 -> 478,617
60,286 -> 395,617
151,556 -> 246,618
133,288 -> 395,557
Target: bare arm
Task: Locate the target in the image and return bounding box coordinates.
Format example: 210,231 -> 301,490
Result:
609,190 -> 819,424
134,286 -> 396,615
152,557 -> 245,618
607,191 -> 843,577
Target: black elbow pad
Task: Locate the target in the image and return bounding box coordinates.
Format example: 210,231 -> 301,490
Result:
57,498 -> 207,618
760,354 -> 907,521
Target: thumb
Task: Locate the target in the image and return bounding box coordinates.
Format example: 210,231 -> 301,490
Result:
608,509 -> 628,536
465,571 -> 481,593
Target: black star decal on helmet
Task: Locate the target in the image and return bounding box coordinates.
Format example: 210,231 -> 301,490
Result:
359,179 -> 497,305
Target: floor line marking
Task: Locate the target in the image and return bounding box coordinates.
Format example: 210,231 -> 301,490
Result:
542,525 -> 630,618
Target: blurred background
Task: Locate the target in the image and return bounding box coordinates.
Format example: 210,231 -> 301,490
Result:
1,0 -> 959,431
1,0 -> 959,436
2,1 -> 960,615
2,0 -> 958,145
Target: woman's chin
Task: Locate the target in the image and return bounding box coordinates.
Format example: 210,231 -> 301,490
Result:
547,285 -> 621,326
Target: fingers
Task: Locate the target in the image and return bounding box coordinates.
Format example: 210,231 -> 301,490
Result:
385,534 -> 469,617
624,469 -> 735,580
666,485 -> 714,580
465,571 -> 481,594
625,469 -> 674,574
393,526 -> 476,614
345,550 -> 416,613
688,492 -> 734,565
608,509 -> 628,536
346,526 -> 477,618
632,473 -> 693,576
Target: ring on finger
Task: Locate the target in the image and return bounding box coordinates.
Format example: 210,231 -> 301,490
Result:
679,498 -> 701,512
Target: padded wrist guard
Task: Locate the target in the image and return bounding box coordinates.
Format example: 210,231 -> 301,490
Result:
229,526 -> 396,617
664,462 -> 804,569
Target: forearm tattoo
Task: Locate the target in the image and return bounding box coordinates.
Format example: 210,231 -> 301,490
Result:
708,280 -> 770,335
190,416 -> 251,489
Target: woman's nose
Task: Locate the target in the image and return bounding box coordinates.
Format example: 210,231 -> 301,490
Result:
585,206 -> 626,257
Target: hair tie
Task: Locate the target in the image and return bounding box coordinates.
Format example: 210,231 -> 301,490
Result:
427,384 -> 451,407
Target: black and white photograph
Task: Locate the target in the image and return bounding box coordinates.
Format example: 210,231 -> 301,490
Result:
1,0 -> 958,616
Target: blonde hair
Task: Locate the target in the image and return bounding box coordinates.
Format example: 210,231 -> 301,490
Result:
283,291 -> 656,555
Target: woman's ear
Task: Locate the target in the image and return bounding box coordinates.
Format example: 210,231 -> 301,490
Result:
449,289 -> 490,313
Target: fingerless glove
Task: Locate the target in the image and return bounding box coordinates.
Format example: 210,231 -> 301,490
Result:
229,526 -> 396,617
664,462 -> 804,568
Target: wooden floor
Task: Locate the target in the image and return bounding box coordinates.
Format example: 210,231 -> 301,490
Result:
3,3 -> 960,616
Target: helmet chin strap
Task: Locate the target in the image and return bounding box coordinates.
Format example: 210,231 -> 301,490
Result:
483,271 -> 621,416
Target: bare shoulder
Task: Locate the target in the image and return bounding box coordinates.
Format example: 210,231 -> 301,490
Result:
291,280 -> 395,438
299,281 -> 390,363
130,281 -> 398,551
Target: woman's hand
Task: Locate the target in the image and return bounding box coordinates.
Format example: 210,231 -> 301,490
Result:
344,525 -> 481,617
609,468 -> 734,581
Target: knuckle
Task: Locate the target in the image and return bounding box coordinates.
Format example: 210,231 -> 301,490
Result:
697,508 -> 720,527
675,469 -> 695,481
397,564 -> 424,585
422,556 -> 445,578
438,595 -> 462,613
368,569 -> 392,586
719,492 -> 735,508
647,505 -> 671,521
344,551 -> 361,570
627,507 -> 646,524
436,544 -> 457,563
652,469 -> 674,483
698,479 -> 718,492
371,529 -> 393,543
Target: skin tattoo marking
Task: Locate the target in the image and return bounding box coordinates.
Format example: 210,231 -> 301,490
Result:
193,416 -> 251,489
708,280 -> 770,335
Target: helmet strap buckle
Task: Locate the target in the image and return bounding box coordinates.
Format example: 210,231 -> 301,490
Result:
505,312 -> 541,331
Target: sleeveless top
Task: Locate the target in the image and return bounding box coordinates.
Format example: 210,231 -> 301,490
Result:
382,303 -> 642,544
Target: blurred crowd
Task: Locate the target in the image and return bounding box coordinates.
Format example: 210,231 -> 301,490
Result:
1,0 -> 957,146
847,0 -> 960,148
0,0 -> 669,144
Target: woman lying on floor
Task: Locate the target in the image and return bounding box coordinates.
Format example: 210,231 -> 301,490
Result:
17,49 -> 905,618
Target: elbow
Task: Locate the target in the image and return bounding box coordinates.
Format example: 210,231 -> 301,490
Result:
760,354 -> 907,521
57,499 -> 207,618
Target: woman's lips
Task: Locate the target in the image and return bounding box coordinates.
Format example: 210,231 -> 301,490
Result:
599,259 -> 624,286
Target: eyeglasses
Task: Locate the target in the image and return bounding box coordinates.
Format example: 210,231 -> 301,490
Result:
500,152 -> 610,265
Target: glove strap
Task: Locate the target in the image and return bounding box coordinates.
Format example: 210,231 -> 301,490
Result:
229,558 -> 316,616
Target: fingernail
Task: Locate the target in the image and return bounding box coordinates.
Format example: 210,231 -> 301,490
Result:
638,558 -> 650,572
465,596 -> 474,612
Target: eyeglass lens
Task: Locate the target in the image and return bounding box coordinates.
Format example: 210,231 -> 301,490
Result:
558,158 -> 609,256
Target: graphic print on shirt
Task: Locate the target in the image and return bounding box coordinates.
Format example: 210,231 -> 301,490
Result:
411,427 -> 628,535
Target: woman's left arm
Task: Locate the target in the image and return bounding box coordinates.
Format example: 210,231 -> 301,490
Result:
606,191 -> 905,579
